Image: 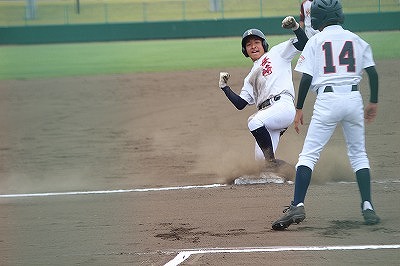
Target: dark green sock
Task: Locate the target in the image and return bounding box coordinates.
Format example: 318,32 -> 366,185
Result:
293,165 -> 312,206
356,168 -> 372,203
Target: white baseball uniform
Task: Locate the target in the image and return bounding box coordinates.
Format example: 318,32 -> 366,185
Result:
300,0 -> 319,38
239,39 -> 299,160
295,25 -> 376,171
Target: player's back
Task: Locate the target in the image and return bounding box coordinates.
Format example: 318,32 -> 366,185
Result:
310,25 -> 374,87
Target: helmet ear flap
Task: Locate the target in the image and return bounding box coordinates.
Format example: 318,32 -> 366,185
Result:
242,47 -> 249,57
262,41 -> 268,53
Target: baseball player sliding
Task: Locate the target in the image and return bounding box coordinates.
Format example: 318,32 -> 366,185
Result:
272,0 -> 380,230
218,16 -> 308,174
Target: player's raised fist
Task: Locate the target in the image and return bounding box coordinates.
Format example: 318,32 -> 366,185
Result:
219,72 -> 230,88
282,16 -> 299,30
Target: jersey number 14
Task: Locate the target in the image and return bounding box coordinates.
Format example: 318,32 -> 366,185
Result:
322,41 -> 355,74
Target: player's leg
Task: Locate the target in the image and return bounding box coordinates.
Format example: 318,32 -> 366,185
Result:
248,96 -> 295,162
272,97 -> 337,230
253,128 -> 282,161
250,126 -> 275,162
342,113 -> 371,203
355,168 -> 380,224
273,118 -> 336,223
254,143 -> 264,161
341,96 -> 380,224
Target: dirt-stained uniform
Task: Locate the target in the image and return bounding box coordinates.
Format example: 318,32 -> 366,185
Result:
240,37 -> 298,160
218,17 -> 308,166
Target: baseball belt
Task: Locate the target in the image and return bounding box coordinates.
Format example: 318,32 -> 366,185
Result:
319,85 -> 358,93
258,95 -> 281,110
258,90 -> 294,110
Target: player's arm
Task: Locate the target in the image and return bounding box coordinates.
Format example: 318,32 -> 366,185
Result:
221,86 -> 248,110
294,73 -> 312,133
296,73 -> 312,109
364,66 -> 379,123
219,72 -> 248,110
293,26 -> 308,51
281,16 -> 308,51
365,66 -> 378,103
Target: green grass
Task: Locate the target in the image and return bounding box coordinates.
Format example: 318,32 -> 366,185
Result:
0,31 -> 399,80
0,0 -> 399,26
0,0 -> 299,26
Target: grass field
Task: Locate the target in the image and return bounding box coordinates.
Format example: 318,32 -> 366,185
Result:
0,0 -> 399,26
0,31 -> 399,80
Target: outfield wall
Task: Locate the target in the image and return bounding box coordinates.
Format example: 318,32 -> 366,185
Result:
0,12 -> 399,45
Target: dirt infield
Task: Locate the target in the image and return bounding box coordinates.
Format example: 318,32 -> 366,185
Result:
0,59 -> 399,265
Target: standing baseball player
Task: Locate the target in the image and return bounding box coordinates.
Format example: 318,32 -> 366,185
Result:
272,0 -> 380,230
218,16 -> 308,171
300,0 -> 319,38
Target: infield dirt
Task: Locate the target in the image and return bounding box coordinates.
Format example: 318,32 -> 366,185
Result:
0,59 -> 399,265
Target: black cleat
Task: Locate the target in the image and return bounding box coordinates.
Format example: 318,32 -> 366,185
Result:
362,209 -> 380,225
272,205 -> 305,230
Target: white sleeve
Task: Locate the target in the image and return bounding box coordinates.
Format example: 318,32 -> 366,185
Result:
275,39 -> 301,61
239,74 -> 255,105
361,42 -> 375,69
294,39 -> 314,76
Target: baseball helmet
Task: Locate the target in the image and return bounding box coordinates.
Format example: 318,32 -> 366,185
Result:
311,0 -> 344,30
241,29 -> 269,57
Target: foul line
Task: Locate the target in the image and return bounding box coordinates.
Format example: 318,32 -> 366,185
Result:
0,179 -> 398,199
0,184 -> 226,198
163,244 -> 400,266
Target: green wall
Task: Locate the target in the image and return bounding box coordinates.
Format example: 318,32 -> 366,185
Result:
0,12 -> 399,45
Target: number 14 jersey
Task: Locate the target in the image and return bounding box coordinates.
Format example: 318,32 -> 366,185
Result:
295,25 -> 375,93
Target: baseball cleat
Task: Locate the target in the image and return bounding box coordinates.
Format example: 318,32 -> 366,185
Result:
362,209 -> 380,225
272,204 -> 305,230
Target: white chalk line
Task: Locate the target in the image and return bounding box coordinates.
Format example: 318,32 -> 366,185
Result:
163,244 -> 400,266
0,183 -> 226,198
337,180 -> 400,184
0,179 -> 398,199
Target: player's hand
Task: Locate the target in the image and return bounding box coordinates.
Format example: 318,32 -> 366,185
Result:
219,72 -> 230,88
282,16 -> 299,30
364,103 -> 377,123
294,109 -> 304,134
